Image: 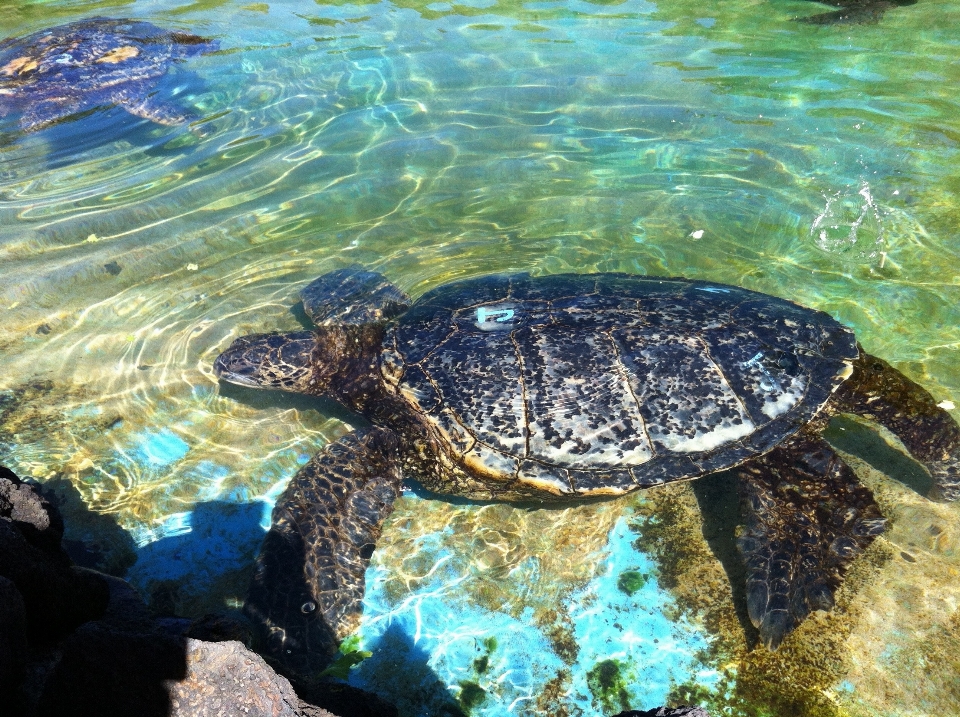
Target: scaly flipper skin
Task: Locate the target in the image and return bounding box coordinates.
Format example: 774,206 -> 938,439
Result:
18,98 -> 83,132
737,434 -> 886,649
110,81 -> 195,125
244,428 -> 402,681
837,350 -> 960,501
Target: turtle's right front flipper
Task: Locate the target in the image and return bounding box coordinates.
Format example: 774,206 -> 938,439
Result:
737,434 -> 885,649
244,427 -> 402,681
837,350 -> 960,501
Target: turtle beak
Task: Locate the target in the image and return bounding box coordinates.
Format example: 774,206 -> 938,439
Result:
213,353 -> 263,387
213,337 -> 269,387
213,331 -> 317,392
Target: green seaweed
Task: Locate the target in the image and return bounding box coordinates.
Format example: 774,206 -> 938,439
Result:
318,636 -> 373,680
586,659 -> 630,713
458,681 -> 487,711
616,570 -> 649,596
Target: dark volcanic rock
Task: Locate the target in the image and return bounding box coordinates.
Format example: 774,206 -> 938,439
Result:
166,639 -> 302,716
33,621 -> 187,717
0,467 -> 108,644
1,465 -> 350,717
0,575 -> 28,701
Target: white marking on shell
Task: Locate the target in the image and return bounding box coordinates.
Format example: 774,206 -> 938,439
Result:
760,382 -> 805,419
577,482 -> 632,497
622,333 -> 755,454
462,442 -> 519,481
516,464 -> 571,495
525,328 -> 653,467
832,361 -> 854,390
739,350 -> 806,419
399,382 -> 435,410
656,417 -> 755,453
475,303 -> 518,331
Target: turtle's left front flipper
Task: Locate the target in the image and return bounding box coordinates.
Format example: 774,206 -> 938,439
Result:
244,427 -> 402,681
837,350 -> 960,501
737,434 -> 885,649
111,81 -> 196,125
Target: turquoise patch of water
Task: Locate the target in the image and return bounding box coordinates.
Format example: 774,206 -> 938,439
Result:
567,516 -> 717,710
349,510 -> 714,716
132,428 -> 190,467
127,500 -> 268,601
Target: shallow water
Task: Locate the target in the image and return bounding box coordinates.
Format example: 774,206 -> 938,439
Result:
1,0 -> 959,714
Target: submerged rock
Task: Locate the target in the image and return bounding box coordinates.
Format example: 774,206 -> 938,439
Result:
796,0 -> 917,25
1,465 -> 350,717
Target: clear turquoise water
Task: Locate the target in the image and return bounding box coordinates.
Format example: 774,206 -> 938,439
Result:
1,0 -> 960,714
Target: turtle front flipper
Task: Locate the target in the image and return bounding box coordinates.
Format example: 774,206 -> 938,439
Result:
110,82 -> 195,125
836,351 -> 960,501
300,266 -> 411,326
19,98 -> 84,132
244,427 -> 402,681
737,434 -> 885,649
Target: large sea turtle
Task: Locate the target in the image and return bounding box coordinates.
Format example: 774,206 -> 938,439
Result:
0,17 -> 216,132
214,268 -> 960,678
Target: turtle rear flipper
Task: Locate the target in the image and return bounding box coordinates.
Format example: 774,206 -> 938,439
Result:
837,351 -> 960,501
737,435 -> 885,649
244,427 -> 402,680
300,266 -> 411,327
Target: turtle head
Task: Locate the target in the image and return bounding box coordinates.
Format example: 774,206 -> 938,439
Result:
214,331 -> 318,393
214,325 -> 385,404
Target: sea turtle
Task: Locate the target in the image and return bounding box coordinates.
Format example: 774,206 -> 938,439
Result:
795,0 -> 917,25
213,267 -> 960,678
0,17 -> 216,132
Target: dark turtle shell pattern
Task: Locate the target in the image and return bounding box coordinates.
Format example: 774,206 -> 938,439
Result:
0,17 -> 214,130
380,273 -> 858,496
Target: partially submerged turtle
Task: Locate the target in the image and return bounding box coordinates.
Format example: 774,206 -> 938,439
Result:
0,17 -> 216,132
214,268 -> 960,678
796,0 -> 917,25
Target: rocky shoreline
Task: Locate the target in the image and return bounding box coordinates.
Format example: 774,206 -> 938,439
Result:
1,465 -> 706,717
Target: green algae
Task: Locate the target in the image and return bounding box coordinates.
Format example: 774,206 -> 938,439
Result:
457,681 -> 486,711
472,635 -> 497,675
616,569 -> 649,596
586,658 -> 631,714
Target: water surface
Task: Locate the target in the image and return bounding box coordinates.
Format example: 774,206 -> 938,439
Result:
1,0 -> 959,714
